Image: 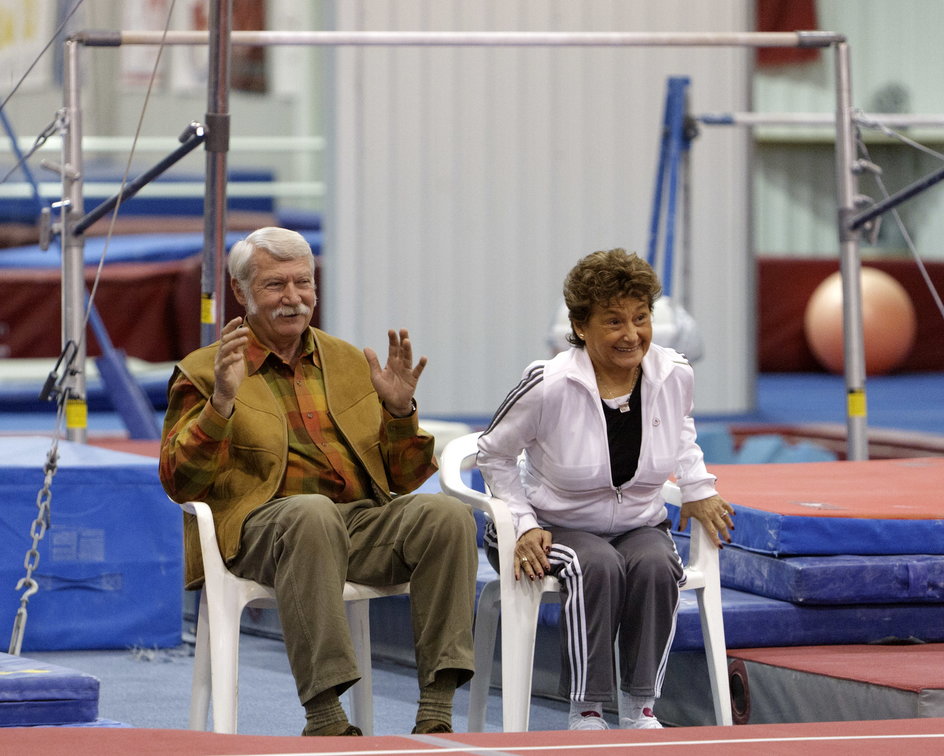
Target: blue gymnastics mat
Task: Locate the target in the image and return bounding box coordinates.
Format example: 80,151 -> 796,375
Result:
668,458 -> 944,556
0,653 -> 98,727
672,588 -> 944,650
0,437 -> 182,651
674,532 -> 944,605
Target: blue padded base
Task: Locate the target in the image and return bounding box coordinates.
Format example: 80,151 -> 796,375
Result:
672,588 -> 944,650
0,653 -> 98,727
0,438 -> 182,651
674,532 -> 944,604
531,580 -> 944,651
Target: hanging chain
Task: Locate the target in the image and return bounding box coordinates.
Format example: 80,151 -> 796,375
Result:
8,438 -> 60,655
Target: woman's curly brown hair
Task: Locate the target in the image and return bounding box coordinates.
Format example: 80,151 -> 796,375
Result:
563,248 -> 662,348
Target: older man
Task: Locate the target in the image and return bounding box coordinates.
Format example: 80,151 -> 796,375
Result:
160,227 -> 476,736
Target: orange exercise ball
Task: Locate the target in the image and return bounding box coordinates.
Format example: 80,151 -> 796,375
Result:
803,267 -> 917,375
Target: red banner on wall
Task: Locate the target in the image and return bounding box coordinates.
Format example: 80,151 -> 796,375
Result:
756,0 -> 820,67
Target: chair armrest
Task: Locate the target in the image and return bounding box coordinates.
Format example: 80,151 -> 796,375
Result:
662,481 -> 721,587
439,433 -> 519,576
687,515 -> 721,585
178,499 -> 213,531
439,433 -> 494,516
176,499 -> 226,572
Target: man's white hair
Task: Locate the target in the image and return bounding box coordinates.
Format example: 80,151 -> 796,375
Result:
228,227 -> 315,291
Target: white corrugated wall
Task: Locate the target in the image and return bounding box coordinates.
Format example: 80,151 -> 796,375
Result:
324,0 -> 753,418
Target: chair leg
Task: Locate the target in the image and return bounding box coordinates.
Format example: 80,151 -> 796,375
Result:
206,587 -> 242,734
345,599 -> 374,736
468,581 -> 501,732
696,585 -> 733,726
189,590 -> 212,730
500,579 -> 547,732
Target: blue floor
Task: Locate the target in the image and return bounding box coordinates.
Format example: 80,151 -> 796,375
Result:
722,372 -> 944,435
26,633 -> 573,735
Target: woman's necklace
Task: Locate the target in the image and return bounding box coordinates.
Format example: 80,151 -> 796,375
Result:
596,366 -> 641,413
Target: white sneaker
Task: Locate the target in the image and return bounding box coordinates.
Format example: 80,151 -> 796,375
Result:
621,707 -> 663,729
568,710 -> 609,730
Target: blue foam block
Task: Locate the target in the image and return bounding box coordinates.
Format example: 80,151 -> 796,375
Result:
675,532 -> 944,604
0,653 -> 98,727
666,502 -> 944,556
673,588 -> 944,650
0,438 -> 182,651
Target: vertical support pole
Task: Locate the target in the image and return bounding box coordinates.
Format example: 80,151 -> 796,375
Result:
61,39 -> 87,443
646,76 -> 690,298
680,86 -> 694,313
201,0 -> 232,346
833,41 -> 868,460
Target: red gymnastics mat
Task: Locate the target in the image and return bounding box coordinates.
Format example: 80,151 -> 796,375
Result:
3,719 -> 944,756
724,644 -> 944,725
731,644 -> 944,694
712,457 -> 944,520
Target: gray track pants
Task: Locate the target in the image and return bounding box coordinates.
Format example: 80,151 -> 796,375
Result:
488,520 -> 683,703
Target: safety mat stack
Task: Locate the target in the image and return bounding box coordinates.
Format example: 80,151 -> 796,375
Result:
665,456 -> 944,649
524,458 -> 944,649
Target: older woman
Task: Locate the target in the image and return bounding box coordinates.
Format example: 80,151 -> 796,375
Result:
477,248 -> 734,731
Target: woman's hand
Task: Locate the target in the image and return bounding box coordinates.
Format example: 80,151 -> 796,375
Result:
679,494 -> 735,548
514,527 -> 552,581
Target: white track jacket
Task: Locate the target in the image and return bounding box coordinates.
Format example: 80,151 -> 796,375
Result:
477,343 -> 718,539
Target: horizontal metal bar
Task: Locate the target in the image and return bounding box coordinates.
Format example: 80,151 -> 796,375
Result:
698,112 -> 944,128
74,29 -> 843,49
1,135 -> 326,154
0,181 -> 326,199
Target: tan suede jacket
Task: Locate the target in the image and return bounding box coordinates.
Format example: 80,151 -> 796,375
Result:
161,327 -> 436,587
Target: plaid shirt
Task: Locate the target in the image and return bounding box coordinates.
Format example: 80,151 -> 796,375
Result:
161,327 -> 435,504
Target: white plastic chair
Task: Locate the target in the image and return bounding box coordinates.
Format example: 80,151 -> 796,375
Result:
439,432 -> 732,732
179,500 -> 410,735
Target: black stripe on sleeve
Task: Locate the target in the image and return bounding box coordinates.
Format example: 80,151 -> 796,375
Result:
481,364 -> 544,436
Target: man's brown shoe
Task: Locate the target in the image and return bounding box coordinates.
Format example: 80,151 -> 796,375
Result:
412,720 -> 452,734
302,722 -> 363,736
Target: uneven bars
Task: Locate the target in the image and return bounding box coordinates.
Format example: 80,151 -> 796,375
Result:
74,29 -> 843,48
699,112 -> 944,128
